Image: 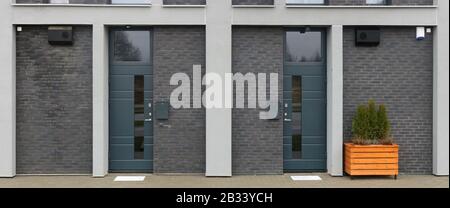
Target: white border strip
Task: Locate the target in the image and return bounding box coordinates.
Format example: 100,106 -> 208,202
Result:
291,176 -> 322,181
114,176 -> 146,182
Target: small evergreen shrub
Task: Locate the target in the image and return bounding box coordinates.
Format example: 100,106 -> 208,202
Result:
351,99 -> 393,145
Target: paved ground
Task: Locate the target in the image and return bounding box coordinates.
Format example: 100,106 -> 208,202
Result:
0,173 -> 448,188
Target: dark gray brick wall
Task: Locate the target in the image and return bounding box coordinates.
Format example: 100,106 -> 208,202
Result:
329,0 -> 433,5
233,0 -> 274,5
232,26 -> 284,175
16,26 -> 93,174
164,0 -> 206,5
343,27 -> 433,174
153,26 -> 206,174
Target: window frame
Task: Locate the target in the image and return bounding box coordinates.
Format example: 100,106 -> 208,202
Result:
366,0 -> 391,5
284,27 -> 327,66
109,27 -> 153,66
285,0 -> 328,5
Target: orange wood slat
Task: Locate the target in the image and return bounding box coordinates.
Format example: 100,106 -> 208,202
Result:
345,157 -> 398,164
346,152 -> 399,158
346,169 -> 399,176
344,143 -> 399,176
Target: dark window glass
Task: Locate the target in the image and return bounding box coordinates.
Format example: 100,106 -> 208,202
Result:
286,31 -> 322,63
286,0 -> 325,4
292,135 -> 302,159
292,76 -> 302,159
292,76 -> 302,113
366,0 -> 387,4
134,75 -> 145,160
114,31 -> 150,63
111,0 -> 151,4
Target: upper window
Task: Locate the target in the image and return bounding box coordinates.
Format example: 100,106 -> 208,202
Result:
366,0 -> 388,5
113,31 -> 151,63
285,30 -> 323,63
111,0 -> 151,4
286,0 -> 325,4
16,0 -> 151,4
49,0 -> 69,3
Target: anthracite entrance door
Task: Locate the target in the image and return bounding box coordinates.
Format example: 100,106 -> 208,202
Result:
109,27 -> 153,172
283,28 -> 327,172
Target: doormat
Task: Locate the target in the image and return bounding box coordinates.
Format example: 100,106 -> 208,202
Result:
114,176 -> 146,182
290,176 -> 322,181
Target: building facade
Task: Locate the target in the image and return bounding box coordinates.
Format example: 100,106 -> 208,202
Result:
0,0 -> 448,177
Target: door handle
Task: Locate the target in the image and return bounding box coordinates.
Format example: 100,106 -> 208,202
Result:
144,112 -> 152,122
284,118 -> 292,122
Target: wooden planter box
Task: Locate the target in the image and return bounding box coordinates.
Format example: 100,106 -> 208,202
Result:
345,143 -> 399,179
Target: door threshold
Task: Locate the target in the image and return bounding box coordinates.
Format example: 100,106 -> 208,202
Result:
290,175 -> 322,181
114,176 -> 146,182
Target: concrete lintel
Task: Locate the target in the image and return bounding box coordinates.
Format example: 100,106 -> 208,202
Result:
232,6 -> 437,26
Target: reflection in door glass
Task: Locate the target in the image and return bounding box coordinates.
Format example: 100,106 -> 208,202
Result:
114,31 -> 150,63
286,31 -> 322,63
292,76 -> 302,159
134,75 -> 145,160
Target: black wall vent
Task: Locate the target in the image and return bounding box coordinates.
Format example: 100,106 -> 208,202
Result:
48,26 -> 73,45
355,27 -> 380,47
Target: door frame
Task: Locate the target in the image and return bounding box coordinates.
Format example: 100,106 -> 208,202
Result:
283,27 -> 328,172
108,26 -> 154,173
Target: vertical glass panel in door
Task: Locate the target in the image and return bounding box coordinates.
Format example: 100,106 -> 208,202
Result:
286,31 -> 323,63
292,76 -> 302,159
114,31 -> 151,63
134,75 -> 145,160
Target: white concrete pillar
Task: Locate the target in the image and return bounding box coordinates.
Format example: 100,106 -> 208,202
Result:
205,0 -> 233,177
0,0 -> 15,177
433,0 -> 449,176
326,25 -> 344,177
151,0 -> 163,6
92,24 -> 109,177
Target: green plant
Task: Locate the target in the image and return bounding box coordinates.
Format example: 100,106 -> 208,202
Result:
367,99 -> 378,142
352,105 -> 368,142
351,100 -> 393,145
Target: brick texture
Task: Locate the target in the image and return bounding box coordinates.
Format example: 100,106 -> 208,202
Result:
232,26 -> 284,175
343,27 -> 433,174
153,26 -> 206,174
16,26 -> 93,174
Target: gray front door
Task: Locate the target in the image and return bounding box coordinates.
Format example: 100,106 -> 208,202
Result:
283,28 -> 327,172
109,27 -> 153,172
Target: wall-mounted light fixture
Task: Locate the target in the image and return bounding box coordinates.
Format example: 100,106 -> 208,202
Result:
416,27 -> 426,41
